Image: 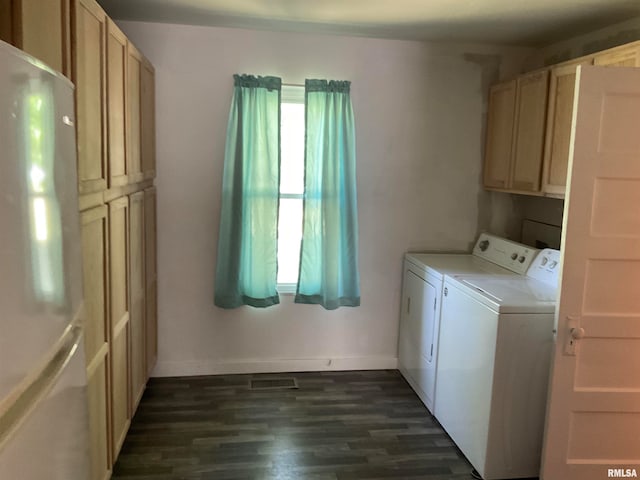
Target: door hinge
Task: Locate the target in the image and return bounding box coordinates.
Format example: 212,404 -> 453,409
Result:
407,297 -> 411,314
434,298 -> 437,310
430,343 -> 434,357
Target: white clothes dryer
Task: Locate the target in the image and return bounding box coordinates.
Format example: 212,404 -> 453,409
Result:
398,233 -> 539,414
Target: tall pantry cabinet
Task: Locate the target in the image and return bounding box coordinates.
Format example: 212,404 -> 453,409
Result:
73,0 -> 158,478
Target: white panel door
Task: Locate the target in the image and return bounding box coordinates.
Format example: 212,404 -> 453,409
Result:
541,66 -> 640,480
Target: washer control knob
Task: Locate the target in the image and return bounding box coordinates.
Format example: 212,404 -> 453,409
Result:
479,240 -> 490,251
549,261 -> 558,269
541,256 -> 548,266
511,253 -> 518,260
518,255 -> 526,263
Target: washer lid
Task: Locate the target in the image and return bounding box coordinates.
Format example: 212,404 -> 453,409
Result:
447,274 -> 558,314
405,253 -> 514,280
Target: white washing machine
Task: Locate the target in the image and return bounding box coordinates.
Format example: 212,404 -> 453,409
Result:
434,249 -> 561,480
398,233 -> 539,414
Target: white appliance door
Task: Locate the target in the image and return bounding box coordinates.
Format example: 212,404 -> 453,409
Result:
435,280 -> 498,477
0,41 -> 89,477
0,328 -> 90,479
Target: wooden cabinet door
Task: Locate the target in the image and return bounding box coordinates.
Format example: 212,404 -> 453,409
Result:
106,19 -> 128,188
510,70 -> 549,192
86,354 -> 110,480
144,187 -> 157,377
81,205 -> 109,368
81,205 -> 111,480
127,44 -> 143,183
3,0 -> 71,76
129,191 -> 146,410
542,60 -> 592,196
594,44 -> 640,67
108,196 -> 130,460
73,0 -> 107,195
141,58 -> 156,180
483,80 -> 516,189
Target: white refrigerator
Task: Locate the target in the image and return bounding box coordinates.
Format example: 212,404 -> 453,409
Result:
0,41 -> 90,478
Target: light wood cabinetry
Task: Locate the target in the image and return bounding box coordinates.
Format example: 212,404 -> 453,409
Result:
484,40 -> 640,198
73,0 -> 107,195
108,196 -> 131,459
483,80 -> 516,189
511,70 -> 549,192
541,60 -> 591,196
141,59 -> 156,179
144,187 -> 158,377
483,71 -> 549,194
127,44 -> 144,184
107,19 -> 128,188
593,44 -> 640,67
129,191 -> 146,410
86,353 -> 110,480
81,205 -> 111,480
0,0 -> 71,76
9,0 -> 157,471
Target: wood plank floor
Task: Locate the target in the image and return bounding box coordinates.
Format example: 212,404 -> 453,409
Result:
112,370 -> 476,480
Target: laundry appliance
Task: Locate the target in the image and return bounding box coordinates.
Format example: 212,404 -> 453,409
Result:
434,248 -> 561,479
398,233 -> 539,413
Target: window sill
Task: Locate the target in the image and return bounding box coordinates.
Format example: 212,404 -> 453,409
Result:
277,283 -> 297,295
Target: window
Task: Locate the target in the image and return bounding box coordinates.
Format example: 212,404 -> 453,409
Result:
277,86 -> 305,292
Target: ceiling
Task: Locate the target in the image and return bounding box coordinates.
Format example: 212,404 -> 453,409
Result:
99,0 -> 640,46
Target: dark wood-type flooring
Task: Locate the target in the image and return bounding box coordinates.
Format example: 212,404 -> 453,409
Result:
112,370 -> 477,480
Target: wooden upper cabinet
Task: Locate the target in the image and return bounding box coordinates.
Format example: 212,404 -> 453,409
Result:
541,60 -> 592,196
483,80 -> 516,189
107,19 -> 128,188
510,70 -> 549,192
127,44 -> 143,184
0,0 -> 71,76
73,0 -> 107,195
594,44 -> 640,67
141,58 -> 156,179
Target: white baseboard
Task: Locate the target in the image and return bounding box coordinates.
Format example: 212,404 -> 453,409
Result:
152,355 -> 398,377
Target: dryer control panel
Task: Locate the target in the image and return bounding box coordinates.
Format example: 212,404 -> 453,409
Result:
472,233 -> 539,275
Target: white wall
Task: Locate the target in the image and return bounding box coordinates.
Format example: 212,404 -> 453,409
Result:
118,21 -> 531,376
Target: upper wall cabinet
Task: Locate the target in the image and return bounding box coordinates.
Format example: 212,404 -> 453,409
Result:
541,60 -> 592,196
483,80 -> 516,189
0,0 -> 71,76
127,43 -> 144,184
483,71 -> 549,194
141,58 -> 156,180
510,70 -> 549,192
593,44 -> 640,67
484,40 -> 640,198
73,0 -> 108,196
107,19 -> 128,188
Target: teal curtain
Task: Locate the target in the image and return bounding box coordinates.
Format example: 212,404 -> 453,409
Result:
214,74 -> 281,308
295,79 -> 360,310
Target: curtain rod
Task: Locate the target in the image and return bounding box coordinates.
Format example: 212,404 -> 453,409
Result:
282,82 -> 304,87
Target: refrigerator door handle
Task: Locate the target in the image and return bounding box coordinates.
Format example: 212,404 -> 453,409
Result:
0,322 -> 83,451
